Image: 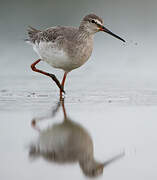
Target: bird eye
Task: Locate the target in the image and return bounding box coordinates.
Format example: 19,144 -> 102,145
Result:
91,20 -> 95,23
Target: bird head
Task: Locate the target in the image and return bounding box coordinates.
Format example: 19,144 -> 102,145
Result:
79,159 -> 105,177
80,13 -> 125,42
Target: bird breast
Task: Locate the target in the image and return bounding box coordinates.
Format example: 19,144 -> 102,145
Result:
68,37 -> 94,67
32,122 -> 93,162
32,35 -> 93,72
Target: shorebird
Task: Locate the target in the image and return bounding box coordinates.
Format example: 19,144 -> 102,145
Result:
26,14 -> 125,97
30,99 -> 124,177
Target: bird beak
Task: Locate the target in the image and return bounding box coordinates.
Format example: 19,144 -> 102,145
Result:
102,152 -> 125,167
99,26 -> 125,43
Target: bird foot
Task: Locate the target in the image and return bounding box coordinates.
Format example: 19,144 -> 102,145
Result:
60,90 -> 66,101
60,87 -> 65,94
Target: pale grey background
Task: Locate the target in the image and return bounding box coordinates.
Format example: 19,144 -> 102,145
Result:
1,0 -> 157,77
1,0 -> 157,180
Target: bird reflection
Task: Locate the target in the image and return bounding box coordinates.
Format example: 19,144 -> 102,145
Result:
29,98 -> 124,177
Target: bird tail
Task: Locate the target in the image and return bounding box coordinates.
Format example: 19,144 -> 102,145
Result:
26,26 -> 41,43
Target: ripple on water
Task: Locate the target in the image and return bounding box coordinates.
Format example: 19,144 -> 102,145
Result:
1,88 -> 157,111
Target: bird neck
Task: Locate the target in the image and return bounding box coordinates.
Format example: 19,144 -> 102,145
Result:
75,28 -> 94,43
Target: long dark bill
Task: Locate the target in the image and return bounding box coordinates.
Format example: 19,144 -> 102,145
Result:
101,26 -> 125,42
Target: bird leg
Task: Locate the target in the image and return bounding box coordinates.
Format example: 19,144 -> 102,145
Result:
60,98 -> 67,119
60,72 -> 68,100
31,59 -> 65,93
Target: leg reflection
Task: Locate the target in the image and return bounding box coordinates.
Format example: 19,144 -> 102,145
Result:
29,98 -> 124,177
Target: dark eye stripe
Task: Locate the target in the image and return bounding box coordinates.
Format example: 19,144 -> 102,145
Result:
88,19 -> 102,27
91,19 -> 101,26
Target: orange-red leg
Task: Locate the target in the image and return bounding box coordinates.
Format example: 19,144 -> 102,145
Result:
60,98 -> 67,119
60,72 -> 68,100
31,59 -> 64,93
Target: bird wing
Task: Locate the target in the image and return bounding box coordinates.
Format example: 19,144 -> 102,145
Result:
27,26 -> 77,44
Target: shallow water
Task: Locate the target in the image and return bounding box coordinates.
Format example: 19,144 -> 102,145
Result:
1,0 -> 157,178
1,73 -> 157,180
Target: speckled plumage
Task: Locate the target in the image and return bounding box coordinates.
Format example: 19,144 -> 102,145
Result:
27,14 -> 125,94
26,14 -> 105,72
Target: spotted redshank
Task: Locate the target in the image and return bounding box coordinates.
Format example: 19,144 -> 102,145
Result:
26,14 -> 125,98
